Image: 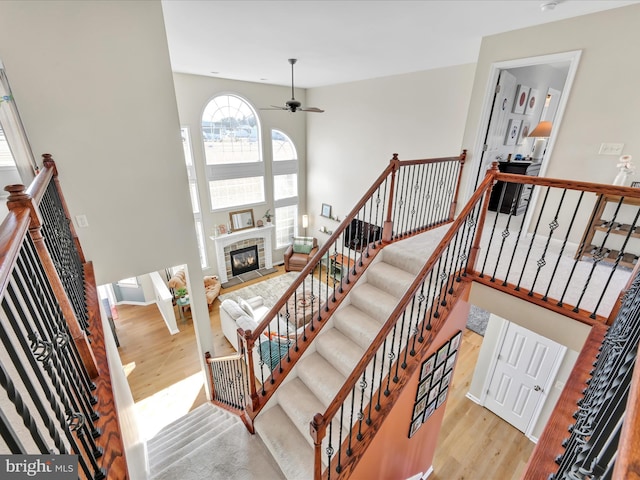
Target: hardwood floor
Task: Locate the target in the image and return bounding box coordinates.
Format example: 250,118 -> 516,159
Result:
112,267 -> 534,477
430,330 -> 534,480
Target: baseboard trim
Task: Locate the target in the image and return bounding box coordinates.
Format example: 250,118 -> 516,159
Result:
422,465 -> 434,479
465,391 -> 482,405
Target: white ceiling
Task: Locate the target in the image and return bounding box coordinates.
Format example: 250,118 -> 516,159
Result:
161,0 -> 638,88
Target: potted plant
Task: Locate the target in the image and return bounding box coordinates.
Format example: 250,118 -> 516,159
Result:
175,287 -> 188,299
263,209 -> 273,224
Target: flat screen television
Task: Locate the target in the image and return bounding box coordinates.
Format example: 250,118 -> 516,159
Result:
344,219 -> 382,251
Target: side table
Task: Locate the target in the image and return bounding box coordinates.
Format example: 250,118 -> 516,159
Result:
176,296 -> 191,322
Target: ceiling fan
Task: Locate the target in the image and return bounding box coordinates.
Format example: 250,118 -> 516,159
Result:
262,59 -> 325,113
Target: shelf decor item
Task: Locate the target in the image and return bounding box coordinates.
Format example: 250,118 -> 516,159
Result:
613,155 -> 634,186
321,203 -> 332,218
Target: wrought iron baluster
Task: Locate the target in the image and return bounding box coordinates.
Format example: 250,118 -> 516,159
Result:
515,186 -> 551,291
544,192 -> 585,302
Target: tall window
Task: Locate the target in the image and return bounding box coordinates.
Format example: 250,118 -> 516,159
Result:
202,94 -> 264,210
181,127 -> 208,268
272,130 -> 299,248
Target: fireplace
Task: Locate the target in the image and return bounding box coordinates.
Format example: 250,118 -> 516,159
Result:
230,245 -> 259,276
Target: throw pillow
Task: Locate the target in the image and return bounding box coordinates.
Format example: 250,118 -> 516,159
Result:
237,297 -> 255,318
221,299 -> 246,320
292,236 -> 314,254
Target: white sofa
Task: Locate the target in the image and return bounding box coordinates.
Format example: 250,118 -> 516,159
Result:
220,296 -> 300,381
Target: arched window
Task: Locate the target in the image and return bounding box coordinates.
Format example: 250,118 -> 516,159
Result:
202,94 -> 263,210
272,129 -> 299,248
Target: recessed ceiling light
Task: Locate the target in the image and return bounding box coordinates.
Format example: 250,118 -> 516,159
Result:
540,2 -> 558,11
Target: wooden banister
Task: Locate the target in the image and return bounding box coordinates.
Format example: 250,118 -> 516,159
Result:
5,183 -> 98,377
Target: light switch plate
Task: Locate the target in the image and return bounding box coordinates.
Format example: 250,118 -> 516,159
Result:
75,214 -> 89,228
599,143 -> 625,155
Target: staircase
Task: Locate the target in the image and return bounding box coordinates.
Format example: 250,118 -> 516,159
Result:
147,403 -> 284,480
253,241 -> 429,479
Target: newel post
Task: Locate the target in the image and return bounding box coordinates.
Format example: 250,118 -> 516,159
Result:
467,162 -> 499,274
382,154 -> 400,242
310,413 -> 325,480
5,184 -> 99,378
239,329 -> 259,421
449,149 -> 467,220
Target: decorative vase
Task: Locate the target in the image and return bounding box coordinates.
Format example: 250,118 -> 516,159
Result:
613,169 -> 630,186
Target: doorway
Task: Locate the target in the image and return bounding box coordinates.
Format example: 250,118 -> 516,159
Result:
467,51 -> 582,198
480,320 -> 565,438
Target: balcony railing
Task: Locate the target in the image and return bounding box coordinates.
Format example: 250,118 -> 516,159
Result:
0,155 -> 126,479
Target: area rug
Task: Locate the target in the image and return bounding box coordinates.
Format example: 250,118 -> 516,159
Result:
466,305 -> 489,336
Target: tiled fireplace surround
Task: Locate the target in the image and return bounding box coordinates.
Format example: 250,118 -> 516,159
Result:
212,225 -> 275,284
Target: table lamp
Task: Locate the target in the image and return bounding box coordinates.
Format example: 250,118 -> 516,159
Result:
301,214 -> 309,236
528,121 -> 552,162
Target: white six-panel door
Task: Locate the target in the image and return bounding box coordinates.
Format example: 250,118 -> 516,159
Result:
484,322 -> 564,433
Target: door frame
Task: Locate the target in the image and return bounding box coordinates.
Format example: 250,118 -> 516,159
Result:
478,318 -> 567,442
465,50 -> 583,202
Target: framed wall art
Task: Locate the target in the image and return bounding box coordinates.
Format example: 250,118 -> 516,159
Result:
517,121 -> 530,145
436,343 -> 449,367
416,376 -> 430,401
420,354 -> 435,380
525,88 -> 539,115
423,400 -> 436,423
504,119 -> 522,146
449,331 -> 462,353
321,203 -> 332,218
512,84 -> 530,114
409,415 -> 423,438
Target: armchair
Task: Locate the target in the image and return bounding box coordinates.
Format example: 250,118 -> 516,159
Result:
284,236 -> 318,272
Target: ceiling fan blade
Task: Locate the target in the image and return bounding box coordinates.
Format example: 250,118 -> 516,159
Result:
300,107 -> 325,113
260,105 -> 288,111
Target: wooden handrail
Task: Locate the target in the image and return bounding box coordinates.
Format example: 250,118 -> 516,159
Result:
239,153 -> 466,420
311,169 -> 496,474
0,156 -> 127,478
496,172 -> 640,198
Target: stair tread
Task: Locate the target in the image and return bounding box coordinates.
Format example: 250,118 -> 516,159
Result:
297,352 -> 347,407
350,283 -> 399,323
152,421 -> 285,480
150,416 -> 238,473
147,403 -> 216,445
149,414 -> 236,461
316,328 -> 365,378
367,261 -> 416,298
255,405 -> 314,480
333,305 -> 384,350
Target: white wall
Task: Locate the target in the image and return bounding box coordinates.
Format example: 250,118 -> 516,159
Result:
460,4 -> 640,199
172,73 -> 309,273
305,64 -> 476,242
0,0 -> 214,388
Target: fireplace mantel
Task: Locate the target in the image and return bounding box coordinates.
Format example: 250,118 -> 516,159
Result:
211,225 -> 274,283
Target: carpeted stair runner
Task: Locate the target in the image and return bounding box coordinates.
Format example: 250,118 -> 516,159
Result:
255,246 -> 420,479
147,403 -> 284,480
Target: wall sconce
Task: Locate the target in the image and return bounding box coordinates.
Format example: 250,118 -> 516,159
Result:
528,120 -> 552,162
301,214 -> 309,235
